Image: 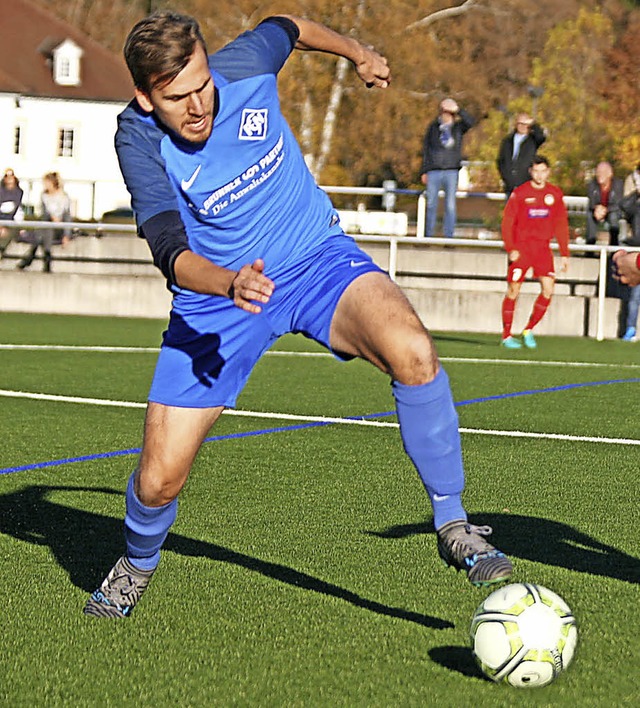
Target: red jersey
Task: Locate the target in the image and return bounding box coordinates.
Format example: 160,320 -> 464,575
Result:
501,181 -> 570,257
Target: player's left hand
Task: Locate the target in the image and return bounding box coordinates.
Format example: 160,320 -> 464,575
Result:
229,259 -> 275,314
355,43 -> 391,89
559,256 -> 569,274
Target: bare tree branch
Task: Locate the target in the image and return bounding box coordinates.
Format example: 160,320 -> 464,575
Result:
311,56 -> 350,180
405,0 -> 481,32
309,0 -> 366,180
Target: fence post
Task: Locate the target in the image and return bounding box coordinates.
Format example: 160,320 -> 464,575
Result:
416,192 -> 426,239
381,180 -> 397,212
387,238 -> 398,281
596,247 -> 607,341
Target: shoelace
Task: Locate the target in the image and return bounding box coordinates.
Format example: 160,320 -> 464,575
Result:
464,524 -> 493,537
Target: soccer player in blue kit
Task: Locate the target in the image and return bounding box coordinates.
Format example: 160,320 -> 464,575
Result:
84,11 -> 512,617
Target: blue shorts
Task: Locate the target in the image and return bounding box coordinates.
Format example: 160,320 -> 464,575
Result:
148,234 -> 384,408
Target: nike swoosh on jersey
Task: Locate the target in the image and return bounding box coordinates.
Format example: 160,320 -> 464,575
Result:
181,164 -> 202,191
349,260 -> 370,267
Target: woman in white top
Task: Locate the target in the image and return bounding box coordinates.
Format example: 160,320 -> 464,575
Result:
18,171 -> 71,272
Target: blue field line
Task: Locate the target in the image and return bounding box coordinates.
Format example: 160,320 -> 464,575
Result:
1,378 -> 638,476
455,377 -> 640,406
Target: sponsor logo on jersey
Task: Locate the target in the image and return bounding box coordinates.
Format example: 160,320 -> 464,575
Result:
528,207 -> 550,219
198,133 -> 285,216
544,193 -> 555,205
238,108 -> 269,140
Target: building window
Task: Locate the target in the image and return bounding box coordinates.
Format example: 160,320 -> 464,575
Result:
57,128 -> 75,157
52,39 -> 83,87
58,57 -> 71,79
14,125 -> 22,155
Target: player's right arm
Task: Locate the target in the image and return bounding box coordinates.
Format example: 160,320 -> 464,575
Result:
279,15 -> 390,89
501,191 -> 518,255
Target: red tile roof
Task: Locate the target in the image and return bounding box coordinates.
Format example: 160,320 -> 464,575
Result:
0,0 -> 134,101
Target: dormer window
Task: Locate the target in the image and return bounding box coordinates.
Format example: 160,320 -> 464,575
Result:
52,39 -> 83,86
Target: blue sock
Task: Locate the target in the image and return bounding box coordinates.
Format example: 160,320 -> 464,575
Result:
124,472 -> 177,571
392,368 -> 467,530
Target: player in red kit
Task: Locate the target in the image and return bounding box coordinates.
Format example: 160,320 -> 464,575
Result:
500,155 -> 570,349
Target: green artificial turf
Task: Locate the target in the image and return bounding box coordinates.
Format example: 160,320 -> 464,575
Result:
0,313 -> 638,706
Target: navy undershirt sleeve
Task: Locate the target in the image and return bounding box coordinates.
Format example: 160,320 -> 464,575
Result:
139,210 -> 190,286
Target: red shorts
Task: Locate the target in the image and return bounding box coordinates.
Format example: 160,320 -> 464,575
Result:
507,243 -> 555,282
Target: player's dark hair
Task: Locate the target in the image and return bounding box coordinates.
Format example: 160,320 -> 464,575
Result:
124,10 -> 208,93
531,155 -> 550,167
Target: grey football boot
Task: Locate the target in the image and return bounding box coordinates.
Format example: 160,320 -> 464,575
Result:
84,556 -> 155,618
437,520 -> 512,586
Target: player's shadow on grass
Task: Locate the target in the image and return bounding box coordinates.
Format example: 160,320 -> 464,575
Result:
0,484 -> 452,630
366,512 -> 640,585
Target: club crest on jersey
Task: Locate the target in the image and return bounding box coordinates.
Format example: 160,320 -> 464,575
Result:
238,109 -> 268,141
544,193 -> 555,205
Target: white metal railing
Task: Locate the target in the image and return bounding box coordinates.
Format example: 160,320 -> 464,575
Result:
412,192 -> 588,239
319,185 -> 589,238
351,234 -> 637,342
3,212 -> 635,342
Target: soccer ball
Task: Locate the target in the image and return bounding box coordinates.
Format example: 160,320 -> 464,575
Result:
470,583 -> 578,688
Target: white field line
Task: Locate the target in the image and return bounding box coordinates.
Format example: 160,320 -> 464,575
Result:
0,344 -> 159,353
1,343 -> 639,369
0,388 -> 638,446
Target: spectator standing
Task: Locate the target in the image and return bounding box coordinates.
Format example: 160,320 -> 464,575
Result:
0,168 -> 24,259
497,113 -> 546,199
585,161 -> 624,249
83,11 -> 512,619
18,172 -> 71,272
620,164 -> 640,246
420,98 -> 475,239
500,155 -> 570,349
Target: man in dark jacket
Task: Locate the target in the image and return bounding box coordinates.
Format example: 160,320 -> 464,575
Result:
420,98 -> 474,238
586,161 -> 623,247
497,113 -> 546,198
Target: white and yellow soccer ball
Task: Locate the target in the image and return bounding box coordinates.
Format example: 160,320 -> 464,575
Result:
470,583 -> 578,688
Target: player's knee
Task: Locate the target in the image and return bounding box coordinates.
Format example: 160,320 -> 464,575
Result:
389,329 -> 438,385
506,282 -> 521,298
136,464 -> 188,506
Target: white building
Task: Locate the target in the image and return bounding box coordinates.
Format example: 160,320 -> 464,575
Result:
0,0 -> 135,220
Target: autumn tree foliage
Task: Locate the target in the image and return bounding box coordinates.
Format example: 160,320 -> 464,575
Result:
34,0 -> 640,192
602,12 -> 640,171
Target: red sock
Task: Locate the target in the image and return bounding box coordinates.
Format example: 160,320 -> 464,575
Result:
501,297 -> 516,339
525,295 -> 551,331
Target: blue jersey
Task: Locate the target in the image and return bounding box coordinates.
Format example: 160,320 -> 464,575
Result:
115,20 -> 340,284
